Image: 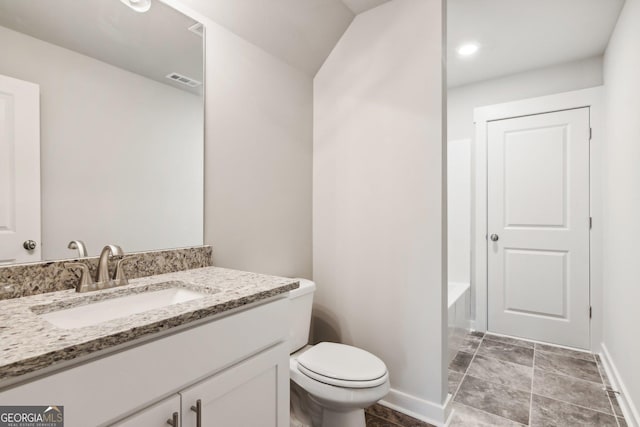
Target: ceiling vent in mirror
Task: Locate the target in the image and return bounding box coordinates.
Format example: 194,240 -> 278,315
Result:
166,72 -> 202,88
188,23 -> 204,37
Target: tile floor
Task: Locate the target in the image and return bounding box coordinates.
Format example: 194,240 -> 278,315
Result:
365,404 -> 436,427
364,331 -> 629,427
448,332 -> 628,427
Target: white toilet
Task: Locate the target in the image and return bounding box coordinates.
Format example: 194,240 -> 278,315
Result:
288,279 -> 390,427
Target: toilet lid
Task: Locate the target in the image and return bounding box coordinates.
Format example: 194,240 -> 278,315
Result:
297,342 -> 388,388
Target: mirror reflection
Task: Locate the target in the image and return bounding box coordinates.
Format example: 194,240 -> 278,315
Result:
0,0 -> 204,264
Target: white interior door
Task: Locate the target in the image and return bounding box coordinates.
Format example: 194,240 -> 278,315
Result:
487,108 -> 590,349
0,74 -> 41,264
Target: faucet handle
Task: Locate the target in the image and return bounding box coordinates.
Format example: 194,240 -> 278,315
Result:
65,262 -> 94,293
114,257 -> 132,286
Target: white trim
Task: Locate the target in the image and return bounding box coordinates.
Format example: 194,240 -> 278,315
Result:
487,331 -> 592,354
448,138 -> 473,312
448,281 -> 470,309
379,388 -> 451,426
600,344 -> 640,426
472,86 -> 604,351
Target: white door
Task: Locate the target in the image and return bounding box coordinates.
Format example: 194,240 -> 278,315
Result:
0,74 -> 41,264
487,108 -> 590,349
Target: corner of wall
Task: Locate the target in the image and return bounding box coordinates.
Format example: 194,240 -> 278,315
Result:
313,0 -> 448,423
599,343 -> 640,426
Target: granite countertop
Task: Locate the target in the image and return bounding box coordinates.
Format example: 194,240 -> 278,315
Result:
0,266 -> 299,385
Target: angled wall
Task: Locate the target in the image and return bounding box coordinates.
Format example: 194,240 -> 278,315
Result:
313,0 -> 448,423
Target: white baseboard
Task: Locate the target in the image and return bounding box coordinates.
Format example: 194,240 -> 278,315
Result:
379,388 -> 451,426
469,319 -> 485,333
600,343 -> 639,427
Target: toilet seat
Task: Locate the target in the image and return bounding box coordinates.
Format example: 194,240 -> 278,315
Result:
297,342 -> 388,388
290,355 -> 390,410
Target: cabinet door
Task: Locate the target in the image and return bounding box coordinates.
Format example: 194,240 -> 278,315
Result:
180,343 -> 289,427
111,395 -> 180,427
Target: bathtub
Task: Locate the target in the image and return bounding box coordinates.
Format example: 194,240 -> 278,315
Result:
448,281 -> 471,363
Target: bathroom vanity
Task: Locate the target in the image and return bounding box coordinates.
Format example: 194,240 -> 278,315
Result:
0,266 -> 298,427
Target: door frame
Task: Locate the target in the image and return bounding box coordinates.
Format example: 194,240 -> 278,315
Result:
472,86 -> 603,351
0,74 -> 41,264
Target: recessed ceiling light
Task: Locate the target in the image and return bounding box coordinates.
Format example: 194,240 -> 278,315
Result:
457,43 -> 479,57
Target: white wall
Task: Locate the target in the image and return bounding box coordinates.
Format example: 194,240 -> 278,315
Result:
171,0 -> 313,279
602,0 -> 640,421
447,139 -> 470,285
314,0 -> 447,423
448,56 -> 604,142
0,25 -> 203,260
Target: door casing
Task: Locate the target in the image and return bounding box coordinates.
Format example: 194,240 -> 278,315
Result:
472,86 -> 604,352
0,74 -> 41,265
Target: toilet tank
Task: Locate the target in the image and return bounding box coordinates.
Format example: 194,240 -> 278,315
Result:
288,279 -> 316,353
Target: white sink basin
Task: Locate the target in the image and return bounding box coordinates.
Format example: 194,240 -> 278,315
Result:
40,287 -> 207,329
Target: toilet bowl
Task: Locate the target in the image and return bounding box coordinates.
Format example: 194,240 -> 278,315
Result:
288,280 -> 390,427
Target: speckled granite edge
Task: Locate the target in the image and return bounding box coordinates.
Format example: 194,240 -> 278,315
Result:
0,267 -> 298,384
0,246 -> 213,300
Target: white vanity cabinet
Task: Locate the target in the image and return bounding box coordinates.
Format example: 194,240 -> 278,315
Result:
180,344 -> 286,427
0,298 -> 290,427
114,343 -> 287,427
114,395 -> 181,427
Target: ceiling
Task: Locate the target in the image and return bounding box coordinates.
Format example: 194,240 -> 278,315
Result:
1,0 -> 623,90
341,0 -> 392,14
0,0 -> 392,84
0,0 -> 204,94
178,0 -> 390,76
448,0 -> 626,88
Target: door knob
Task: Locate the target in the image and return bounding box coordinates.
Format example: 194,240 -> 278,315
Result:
23,240 -> 37,251
490,234 -> 499,242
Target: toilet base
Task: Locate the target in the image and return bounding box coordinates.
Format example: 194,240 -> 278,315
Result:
320,408 -> 365,427
291,380 -> 369,427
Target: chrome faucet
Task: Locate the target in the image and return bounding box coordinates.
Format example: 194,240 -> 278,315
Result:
65,244 -> 130,293
68,240 -> 88,258
97,245 -> 123,284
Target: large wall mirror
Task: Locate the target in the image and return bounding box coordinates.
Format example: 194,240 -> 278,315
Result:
0,0 -> 204,264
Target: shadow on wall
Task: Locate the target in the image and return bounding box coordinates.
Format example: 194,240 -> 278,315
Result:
311,305 -> 342,344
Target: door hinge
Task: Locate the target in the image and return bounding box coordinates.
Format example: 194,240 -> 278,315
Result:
590,128 -> 593,140
590,217 -> 593,229
589,306 -> 593,319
